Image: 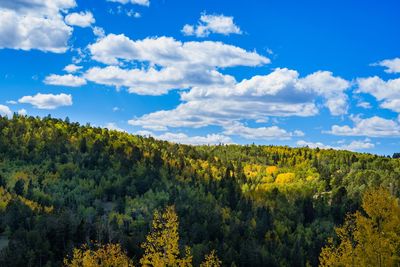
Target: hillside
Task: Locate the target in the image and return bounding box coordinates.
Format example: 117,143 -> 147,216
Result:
0,115 -> 399,266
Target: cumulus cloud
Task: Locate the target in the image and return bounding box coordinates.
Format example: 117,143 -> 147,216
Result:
297,140 -> 332,149
92,26 -> 106,39
329,115 -> 400,137
104,122 -> 126,132
128,68 -> 350,133
297,139 -> 374,151
86,34 -> 268,94
17,109 -> 27,116
0,0 -> 76,53
44,74 -> 87,87
88,34 -> 269,66
85,65 -> 235,95
107,0 -> 150,6
373,57 -> 400,74
182,13 -> 242,37
136,131 -> 233,145
357,76 -> 400,112
64,64 -> 83,73
18,93 -> 72,109
297,71 -> 350,115
343,139 -> 375,151
222,122 -> 304,140
0,104 -> 12,118
65,11 -> 95,28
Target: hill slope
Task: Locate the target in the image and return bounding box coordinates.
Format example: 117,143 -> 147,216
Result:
0,115 -> 399,266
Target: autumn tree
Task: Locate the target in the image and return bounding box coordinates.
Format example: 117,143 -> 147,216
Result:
64,243 -> 134,267
140,206 -> 192,267
319,187 -> 400,266
200,250 -> 222,267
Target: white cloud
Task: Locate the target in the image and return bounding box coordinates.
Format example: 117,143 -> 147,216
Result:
88,34 -> 269,66
222,122 -> 304,140
65,11 -> 95,27
92,26 -> 106,39
127,10 -> 141,18
356,101 -> 372,109
86,34 -> 268,94
329,115 -> 400,137
44,74 -> 87,87
104,122 -> 126,132
18,93 -> 72,109
297,140 -> 332,149
136,131 -> 233,145
85,65 -> 235,95
343,139 -> 375,151
297,139 -> 374,151
0,104 -> 12,118
373,57 -> 400,74
64,64 -> 83,73
17,109 -> 27,116
128,68 -> 350,132
182,13 -> 242,37
0,0 -> 76,53
298,71 -> 350,115
107,0 -> 150,7
357,76 -> 400,112
6,100 -> 17,105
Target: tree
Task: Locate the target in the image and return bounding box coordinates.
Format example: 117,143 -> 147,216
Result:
13,179 -> 25,196
319,187 -> 400,266
200,250 -> 222,267
140,206 -> 192,267
64,243 -> 134,267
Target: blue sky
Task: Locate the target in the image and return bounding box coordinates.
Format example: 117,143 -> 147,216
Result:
1,0 -> 400,155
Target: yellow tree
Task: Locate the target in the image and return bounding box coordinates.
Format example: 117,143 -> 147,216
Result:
64,243 -> 134,267
140,205 -> 192,267
200,250 -> 222,267
319,187 -> 400,266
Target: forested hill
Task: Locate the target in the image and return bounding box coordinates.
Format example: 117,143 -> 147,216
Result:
0,115 -> 399,266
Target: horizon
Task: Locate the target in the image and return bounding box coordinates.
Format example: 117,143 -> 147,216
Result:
1,0 -> 400,155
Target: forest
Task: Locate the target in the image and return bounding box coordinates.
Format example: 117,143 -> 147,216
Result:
0,115 -> 399,266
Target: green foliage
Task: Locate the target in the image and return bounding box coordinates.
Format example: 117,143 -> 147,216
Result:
0,115 -> 399,266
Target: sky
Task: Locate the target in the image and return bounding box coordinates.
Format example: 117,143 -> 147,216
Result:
1,0 -> 400,155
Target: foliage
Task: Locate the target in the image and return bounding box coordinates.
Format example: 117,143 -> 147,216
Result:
200,250 -> 221,267
64,243 -> 134,267
0,115 -> 399,266
140,206 -> 192,267
319,188 -> 400,266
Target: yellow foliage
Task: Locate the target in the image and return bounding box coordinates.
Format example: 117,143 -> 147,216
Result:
18,196 -> 53,213
261,176 -> 274,184
275,173 -> 295,184
319,187 -> 400,266
0,187 -> 12,212
12,171 -> 29,182
200,250 -> 222,267
266,166 -> 278,175
140,206 -> 192,267
64,243 -> 134,267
